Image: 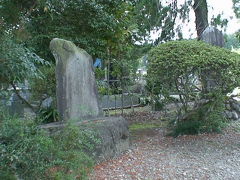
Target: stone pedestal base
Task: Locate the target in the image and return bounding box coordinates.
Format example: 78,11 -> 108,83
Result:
41,116 -> 129,162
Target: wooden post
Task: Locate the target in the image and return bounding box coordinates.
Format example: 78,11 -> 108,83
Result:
107,48 -> 110,117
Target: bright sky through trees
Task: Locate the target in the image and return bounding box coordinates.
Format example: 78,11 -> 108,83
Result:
184,0 -> 239,38
151,0 -> 239,40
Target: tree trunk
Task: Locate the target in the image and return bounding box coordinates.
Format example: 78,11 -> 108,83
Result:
193,0 -> 209,39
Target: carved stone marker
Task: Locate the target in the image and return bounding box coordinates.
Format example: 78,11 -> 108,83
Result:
200,27 -> 225,91
200,27 -> 224,47
50,38 -> 102,121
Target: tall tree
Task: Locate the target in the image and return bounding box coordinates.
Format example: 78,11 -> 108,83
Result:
26,0 -> 135,62
131,0 -> 190,44
193,0 -> 209,39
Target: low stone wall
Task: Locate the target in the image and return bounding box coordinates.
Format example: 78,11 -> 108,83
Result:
41,116 -> 129,162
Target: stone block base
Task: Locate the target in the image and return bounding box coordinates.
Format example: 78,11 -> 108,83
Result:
41,116 -> 129,162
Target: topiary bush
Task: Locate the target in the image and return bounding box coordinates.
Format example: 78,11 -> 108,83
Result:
147,40 -> 240,135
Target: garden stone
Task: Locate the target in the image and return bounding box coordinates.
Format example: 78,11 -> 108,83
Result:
40,116 -> 129,162
225,103 -> 231,111
232,111 -> 239,120
231,101 -> 240,113
50,38 -> 102,121
224,110 -> 233,119
200,27 -> 225,91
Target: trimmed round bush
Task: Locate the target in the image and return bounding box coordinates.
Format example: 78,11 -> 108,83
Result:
147,40 -> 240,95
147,40 -> 240,135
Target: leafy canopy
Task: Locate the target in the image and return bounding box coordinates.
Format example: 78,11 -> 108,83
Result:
0,34 -> 47,85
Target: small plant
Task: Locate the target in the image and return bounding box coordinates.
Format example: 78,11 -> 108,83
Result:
170,94 -> 228,137
38,106 -> 59,124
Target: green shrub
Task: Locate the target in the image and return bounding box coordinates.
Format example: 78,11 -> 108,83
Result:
170,95 -> 227,137
0,109 -> 95,180
147,40 -> 240,135
30,65 -> 59,123
30,64 -> 56,103
38,106 -> 59,124
147,40 -> 240,97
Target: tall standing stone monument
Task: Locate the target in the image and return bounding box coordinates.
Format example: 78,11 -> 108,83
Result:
46,38 -> 129,162
200,26 -> 225,47
50,38 -> 102,121
200,27 -> 225,91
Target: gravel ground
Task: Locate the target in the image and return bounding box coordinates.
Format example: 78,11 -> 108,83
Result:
90,121 -> 240,180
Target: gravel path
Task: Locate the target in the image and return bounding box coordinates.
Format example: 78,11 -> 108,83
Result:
91,121 -> 240,180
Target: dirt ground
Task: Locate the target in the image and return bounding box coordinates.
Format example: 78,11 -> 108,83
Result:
90,110 -> 240,180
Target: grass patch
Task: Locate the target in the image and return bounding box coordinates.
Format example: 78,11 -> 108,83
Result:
106,106 -> 151,116
129,123 -> 161,132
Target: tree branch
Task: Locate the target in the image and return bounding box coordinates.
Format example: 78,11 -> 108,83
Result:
10,83 -> 35,112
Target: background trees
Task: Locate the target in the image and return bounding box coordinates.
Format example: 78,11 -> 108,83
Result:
0,0 -> 239,113
233,0 -> 240,18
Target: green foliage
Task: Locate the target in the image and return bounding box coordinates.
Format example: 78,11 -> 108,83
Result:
38,106 -> 59,124
233,0 -> 240,18
0,34 -> 48,85
95,68 -> 105,80
224,33 -> 240,49
0,33 -> 50,111
147,40 -> 240,97
30,64 -> 56,101
0,109 -> 95,180
147,40 -> 240,135
30,64 -> 57,120
0,0 -> 37,33
132,0 -> 190,43
210,14 -> 228,31
170,94 -> 227,137
129,123 -> 160,132
26,0 -> 134,60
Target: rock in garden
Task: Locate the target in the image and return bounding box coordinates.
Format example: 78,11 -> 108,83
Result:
232,111 -> 239,120
225,103 -> 231,111
231,101 -> 240,113
41,116 -> 130,162
224,110 -> 233,119
50,38 -> 102,121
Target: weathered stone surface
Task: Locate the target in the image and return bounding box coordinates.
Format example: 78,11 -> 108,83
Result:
231,101 -> 240,113
224,110 -> 233,119
232,111 -> 239,120
200,27 -> 225,91
41,116 -> 129,162
225,103 -> 231,111
50,38 -> 102,121
200,27 -> 225,47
